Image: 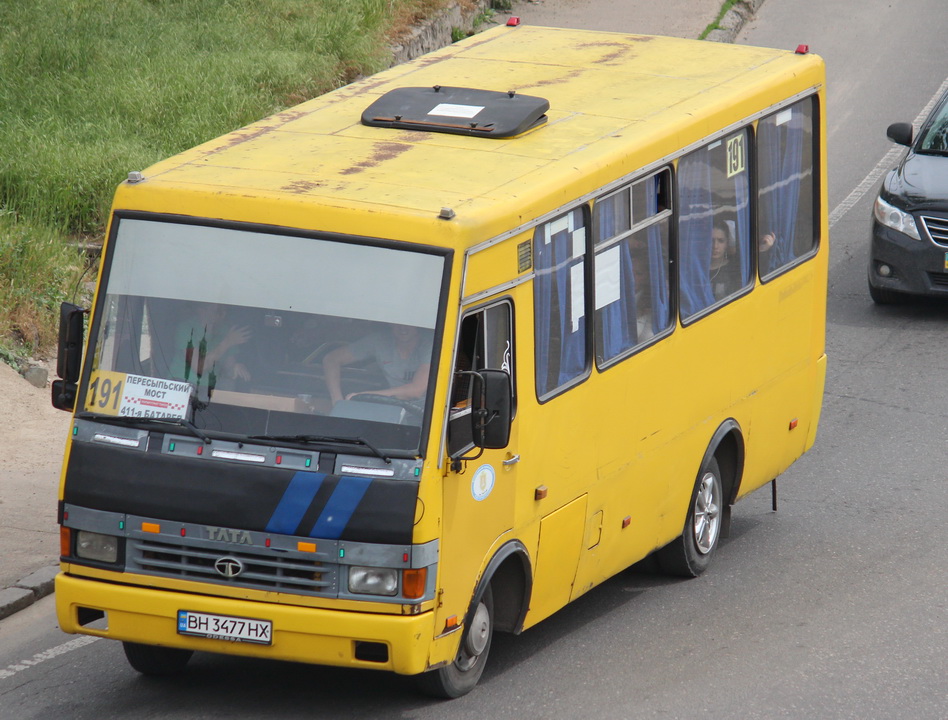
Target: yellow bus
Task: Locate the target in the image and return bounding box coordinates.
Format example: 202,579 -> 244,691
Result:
52,24 -> 827,698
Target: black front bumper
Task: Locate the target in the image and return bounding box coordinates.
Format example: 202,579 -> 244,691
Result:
868,219 -> 948,297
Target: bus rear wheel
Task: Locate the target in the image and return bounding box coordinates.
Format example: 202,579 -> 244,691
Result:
657,457 -> 723,577
416,584 -> 494,699
122,641 -> 193,675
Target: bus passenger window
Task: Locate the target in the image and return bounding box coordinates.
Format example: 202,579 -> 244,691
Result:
678,128 -> 752,320
758,98 -> 817,278
594,170 -> 672,366
534,209 -> 587,398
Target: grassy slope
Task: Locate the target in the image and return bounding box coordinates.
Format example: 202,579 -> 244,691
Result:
0,0 -> 451,360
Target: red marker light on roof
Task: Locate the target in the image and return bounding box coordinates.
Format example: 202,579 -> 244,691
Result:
795,44 -> 809,54
506,16 -> 521,26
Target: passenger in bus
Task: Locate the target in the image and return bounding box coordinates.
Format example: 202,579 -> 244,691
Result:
170,303 -> 252,385
710,222 -> 740,301
759,230 -> 777,274
323,323 -> 433,406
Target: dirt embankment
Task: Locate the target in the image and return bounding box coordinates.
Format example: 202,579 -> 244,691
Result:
0,362 -> 70,588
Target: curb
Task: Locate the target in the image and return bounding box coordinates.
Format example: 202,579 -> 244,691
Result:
0,566 -> 58,621
705,0 -> 765,43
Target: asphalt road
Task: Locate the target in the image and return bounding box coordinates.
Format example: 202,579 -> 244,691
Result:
2,1 -> 946,718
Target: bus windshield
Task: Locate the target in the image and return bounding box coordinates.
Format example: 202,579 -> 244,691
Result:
81,217 -> 447,455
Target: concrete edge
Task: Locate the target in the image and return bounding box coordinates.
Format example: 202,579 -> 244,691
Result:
705,0 -> 765,43
390,0 -> 492,65
0,566 -> 58,621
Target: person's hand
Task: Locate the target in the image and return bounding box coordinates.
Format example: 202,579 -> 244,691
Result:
759,232 -> 776,251
221,325 -> 251,351
232,362 -> 251,381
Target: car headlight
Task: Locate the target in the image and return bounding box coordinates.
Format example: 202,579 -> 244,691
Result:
348,566 -> 398,596
874,195 -> 920,240
75,531 -> 119,563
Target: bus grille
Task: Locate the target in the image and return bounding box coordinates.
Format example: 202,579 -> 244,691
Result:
921,214 -> 948,246
127,536 -> 337,596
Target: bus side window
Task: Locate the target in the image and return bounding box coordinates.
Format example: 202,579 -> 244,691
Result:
757,97 -> 817,279
448,302 -> 514,457
594,170 -> 673,366
678,128 -> 753,320
534,208 -> 588,398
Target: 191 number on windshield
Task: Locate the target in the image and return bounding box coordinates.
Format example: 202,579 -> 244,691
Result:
85,371 -> 124,414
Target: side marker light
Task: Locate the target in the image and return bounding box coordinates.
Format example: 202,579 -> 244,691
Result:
506,16 -> 521,26
795,44 -> 809,54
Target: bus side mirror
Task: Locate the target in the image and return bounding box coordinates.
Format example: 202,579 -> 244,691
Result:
53,302 -> 86,411
472,369 -> 512,450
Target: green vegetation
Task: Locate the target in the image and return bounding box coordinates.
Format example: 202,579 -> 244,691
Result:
699,0 -> 739,39
0,0 -> 449,363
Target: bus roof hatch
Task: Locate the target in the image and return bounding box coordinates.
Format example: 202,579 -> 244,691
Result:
361,85 -> 549,138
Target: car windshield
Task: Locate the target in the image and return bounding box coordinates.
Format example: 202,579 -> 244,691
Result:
81,217 -> 448,456
918,94 -> 948,154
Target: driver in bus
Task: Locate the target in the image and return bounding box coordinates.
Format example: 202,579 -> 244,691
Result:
322,323 -> 433,406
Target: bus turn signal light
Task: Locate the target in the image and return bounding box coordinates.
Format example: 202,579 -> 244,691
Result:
402,568 -> 427,599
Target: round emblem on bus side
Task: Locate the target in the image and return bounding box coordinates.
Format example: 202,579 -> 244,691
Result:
471,464 -> 495,502
215,556 -> 244,578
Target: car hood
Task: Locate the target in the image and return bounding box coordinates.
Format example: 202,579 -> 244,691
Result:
885,151 -> 948,209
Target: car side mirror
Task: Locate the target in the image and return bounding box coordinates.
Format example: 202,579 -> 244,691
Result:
471,369 -> 512,450
53,302 -> 86,411
886,122 -> 913,147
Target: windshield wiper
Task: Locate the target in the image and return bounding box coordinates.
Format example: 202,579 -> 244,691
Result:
77,411 -> 211,444
248,433 -> 391,463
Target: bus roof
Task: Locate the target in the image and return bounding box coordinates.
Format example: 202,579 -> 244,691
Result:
119,25 -> 824,245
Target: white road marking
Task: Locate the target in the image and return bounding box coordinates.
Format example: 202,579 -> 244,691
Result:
829,76 -> 948,229
0,636 -> 100,681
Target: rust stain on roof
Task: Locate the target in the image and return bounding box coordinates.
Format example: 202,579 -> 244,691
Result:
281,180 -> 323,194
576,37 -> 651,65
199,109 -> 309,155
340,141 -> 413,175
530,68 -> 584,89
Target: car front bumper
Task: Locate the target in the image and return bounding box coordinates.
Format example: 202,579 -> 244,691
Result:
868,219 -> 948,297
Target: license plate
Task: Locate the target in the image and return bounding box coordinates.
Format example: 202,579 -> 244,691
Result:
177,610 -> 272,645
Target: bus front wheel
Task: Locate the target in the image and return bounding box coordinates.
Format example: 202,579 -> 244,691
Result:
657,457 -> 723,577
122,641 -> 193,675
416,584 -> 494,699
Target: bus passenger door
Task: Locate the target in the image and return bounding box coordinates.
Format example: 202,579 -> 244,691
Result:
438,300 -> 518,637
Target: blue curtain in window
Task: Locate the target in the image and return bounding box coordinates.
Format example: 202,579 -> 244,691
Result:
598,198 -> 637,361
762,107 -> 804,272
678,150 -> 715,317
733,150 -> 751,285
534,213 -> 586,394
646,177 -> 669,332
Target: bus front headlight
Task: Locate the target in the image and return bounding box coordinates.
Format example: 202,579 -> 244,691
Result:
75,531 -> 119,563
348,566 -> 398,596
